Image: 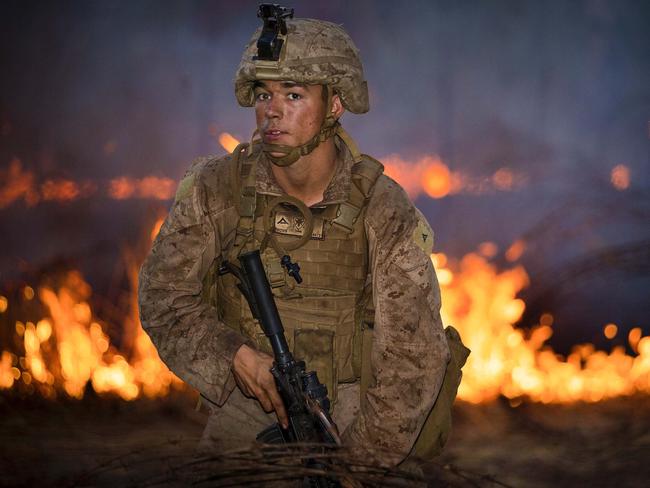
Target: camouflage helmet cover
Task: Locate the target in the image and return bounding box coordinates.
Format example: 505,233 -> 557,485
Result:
235,18 -> 369,114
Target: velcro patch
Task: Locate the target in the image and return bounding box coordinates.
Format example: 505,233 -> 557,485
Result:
412,218 -> 434,254
274,209 -> 324,239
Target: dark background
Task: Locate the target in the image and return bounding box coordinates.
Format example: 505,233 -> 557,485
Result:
0,0 -> 648,353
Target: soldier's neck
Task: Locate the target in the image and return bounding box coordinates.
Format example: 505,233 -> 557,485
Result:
270,139 -> 338,207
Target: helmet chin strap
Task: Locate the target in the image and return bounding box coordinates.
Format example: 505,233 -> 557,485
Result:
263,117 -> 339,167
261,86 -> 340,167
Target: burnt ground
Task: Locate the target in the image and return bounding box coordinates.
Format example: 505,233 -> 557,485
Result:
0,392 -> 648,488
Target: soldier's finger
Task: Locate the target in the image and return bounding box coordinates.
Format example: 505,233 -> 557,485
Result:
256,389 -> 274,413
268,388 -> 288,429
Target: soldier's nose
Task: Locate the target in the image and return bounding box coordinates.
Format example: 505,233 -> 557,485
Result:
265,98 -> 283,119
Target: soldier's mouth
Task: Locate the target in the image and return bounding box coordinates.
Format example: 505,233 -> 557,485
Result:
263,130 -> 287,142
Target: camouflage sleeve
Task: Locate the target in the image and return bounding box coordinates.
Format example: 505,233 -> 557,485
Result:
138,163 -> 249,406
341,177 -> 450,464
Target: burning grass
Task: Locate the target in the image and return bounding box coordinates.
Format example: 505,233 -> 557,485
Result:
0,158 -> 176,209
0,149 -> 648,485
0,208 -> 647,488
0,217 -> 182,400
435,251 -> 650,404
0,221 -> 648,404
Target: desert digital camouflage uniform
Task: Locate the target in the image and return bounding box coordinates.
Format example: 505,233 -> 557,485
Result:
138,13 -> 452,466
138,139 -> 450,461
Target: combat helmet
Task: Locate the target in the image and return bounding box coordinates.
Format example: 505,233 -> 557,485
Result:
235,4 -> 369,166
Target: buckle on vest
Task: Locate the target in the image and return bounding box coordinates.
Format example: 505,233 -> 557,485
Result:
331,202 -> 360,233
266,258 -> 286,288
268,273 -> 286,288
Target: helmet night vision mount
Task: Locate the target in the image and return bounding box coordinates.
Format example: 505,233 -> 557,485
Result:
256,4 -> 294,61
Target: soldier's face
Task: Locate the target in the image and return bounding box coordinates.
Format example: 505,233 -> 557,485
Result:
253,80 -> 328,149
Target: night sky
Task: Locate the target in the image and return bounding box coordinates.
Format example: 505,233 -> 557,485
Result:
0,0 -> 648,352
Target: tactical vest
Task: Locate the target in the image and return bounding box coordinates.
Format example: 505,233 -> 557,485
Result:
213,136 -> 382,404
204,134 -> 470,459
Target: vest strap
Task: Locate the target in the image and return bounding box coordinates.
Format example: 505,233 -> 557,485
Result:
353,154 -> 385,196
331,155 -> 384,234
228,143 -> 259,261
335,125 -> 363,163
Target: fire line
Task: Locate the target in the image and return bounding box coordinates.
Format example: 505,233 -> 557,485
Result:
0,226 -> 647,403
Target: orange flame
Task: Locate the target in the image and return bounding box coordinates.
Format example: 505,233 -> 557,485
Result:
382,155 -> 452,199
381,154 -> 523,199
611,164 -> 630,190
40,180 -> 81,201
0,351 -> 14,388
477,241 -> 499,258
0,216 -> 648,404
41,179 -> 97,202
505,239 -> 526,262
218,132 -> 241,153
0,158 -> 39,208
0,220 -> 182,400
150,217 -> 165,242
108,176 -> 176,200
107,177 -> 136,200
0,159 -> 176,208
435,250 -> 650,404
492,168 -> 515,191
422,159 -> 453,199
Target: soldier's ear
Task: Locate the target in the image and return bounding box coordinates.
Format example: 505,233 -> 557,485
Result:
330,93 -> 345,121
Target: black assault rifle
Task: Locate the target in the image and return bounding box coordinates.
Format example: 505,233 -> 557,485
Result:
219,250 -> 342,487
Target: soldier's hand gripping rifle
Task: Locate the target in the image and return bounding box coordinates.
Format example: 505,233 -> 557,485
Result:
219,250 -> 342,486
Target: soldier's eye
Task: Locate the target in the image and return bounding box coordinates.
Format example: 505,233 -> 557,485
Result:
287,93 -> 302,101
255,92 -> 270,102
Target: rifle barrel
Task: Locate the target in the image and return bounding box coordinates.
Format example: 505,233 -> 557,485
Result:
238,250 -> 293,368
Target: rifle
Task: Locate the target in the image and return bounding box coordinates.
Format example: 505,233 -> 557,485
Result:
219,249 -> 342,486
